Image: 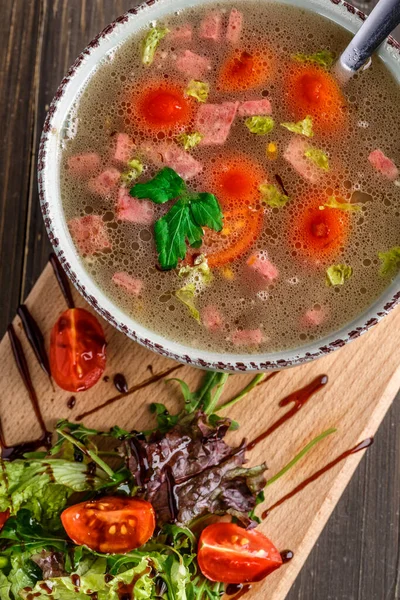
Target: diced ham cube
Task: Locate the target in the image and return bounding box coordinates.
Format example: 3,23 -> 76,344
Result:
283,137 -> 321,183
199,11 -> 222,41
67,152 -> 101,178
113,133 -> 135,163
202,305 -> 224,331
88,168 -> 120,196
116,187 -> 154,225
68,215 -> 111,256
368,149 -> 399,181
112,272 -> 143,296
231,329 -> 264,346
175,50 -> 211,79
301,307 -> 326,327
247,253 -> 279,283
238,99 -> 272,117
226,8 -> 243,43
196,102 -> 239,145
142,141 -> 203,180
169,24 -> 193,42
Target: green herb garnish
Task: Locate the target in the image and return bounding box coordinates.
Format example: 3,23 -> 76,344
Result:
120,158 -> 143,185
141,26 -> 169,66
324,196 -> 361,212
185,79 -> 210,103
259,183 -> 289,208
177,131 -> 203,151
326,264 -> 353,286
281,115 -> 314,138
378,246 -> 400,277
132,167 -> 186,204
304,147 -> 330,171
175,283 -> 201,322
245,116 -> 275,135
292,49 -> 335,69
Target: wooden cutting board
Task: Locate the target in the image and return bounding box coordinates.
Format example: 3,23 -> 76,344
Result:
0,262 -> 399,599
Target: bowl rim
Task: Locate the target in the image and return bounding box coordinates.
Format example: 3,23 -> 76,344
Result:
38,0 -> 400,372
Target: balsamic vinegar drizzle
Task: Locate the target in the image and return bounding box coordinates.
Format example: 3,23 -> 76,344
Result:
17,304 -> 51,381
232,584 -> 252,599
262,437 -> 374,519
280,549 -> 294,563
226,583 -> 243,595
49,252 -> 75,309
113,373 -> 128,394
67,396 -> 76,409
164,465 -> 179,523
247,375 -> 328,451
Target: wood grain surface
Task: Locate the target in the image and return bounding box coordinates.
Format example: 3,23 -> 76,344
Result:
0,1 -> 399,599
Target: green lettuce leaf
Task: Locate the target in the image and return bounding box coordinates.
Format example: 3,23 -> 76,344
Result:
185,80 -> 209,103
0,571 -> 11,600
175,283 -> 200,322
141,26 -> 169,66
281,115 -> 314,138
292,49 -> 335,69
259,183 -> 289,208
323,196 -> 361,212
132,167 -> 186,204
304,147 -> 330,171
177,132 -> 203,150
326,264 -> 353,286
378,246 -> 400,277
245,116 -> 274,135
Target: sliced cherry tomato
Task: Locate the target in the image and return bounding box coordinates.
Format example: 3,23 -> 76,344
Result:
134,82 -> 192,131
286,65 -> 346,132
61,497 -> 156,553
202,206 -> 263,267
0,510 -> 10,531
218,50 -> 272,91
290,197 -> 349,261
50,308 -> 106,392
198,523 -> 282,583
210,155 -> 265,208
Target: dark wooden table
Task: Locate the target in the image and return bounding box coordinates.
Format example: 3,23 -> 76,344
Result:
0,2 -> 399,598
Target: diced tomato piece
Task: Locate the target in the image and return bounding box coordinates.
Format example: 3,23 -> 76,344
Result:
219,49 -> 272,92
238,99 -> 272,116
113,133 -> 135,163
88,168 -> 120,196
199,11 -> 222,41
67,152 -> 101,178
286,65 -> 346,132
231,329 -> 264,346
247,253 -> 279,282
226,8 -> 243,44
169,24 -> 193,42
368,149 -> 399,181
68,215 -> 111,256
112,272 -> 143,296
134,82 -> 192,132
142,141 -> 203,180
301,307 -> 326,327
283,137 -> 322,184
210,154 -> 265,207
0,510 -> 10,531
202,305 -> 224,331
196,102 -> 239,146
116,187 -> 154,224
175,50 -> 211,79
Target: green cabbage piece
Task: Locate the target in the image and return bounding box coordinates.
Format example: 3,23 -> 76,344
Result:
325,264 -> 353,286
185,80 -> 209,103
281,115 -> 314,138
177,132 -> 203,151
245,116 -> 274,135
121,159 -> 144,186
141,26 -> 169,66
378,246 -> 400,277
259,183 -> 289,208
323,197 -> 361,212
292,49 -> 335,69
175,283 -> 200,322
304,147 -> 330,171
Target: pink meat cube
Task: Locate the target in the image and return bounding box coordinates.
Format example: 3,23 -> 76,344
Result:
113,133 -> 135,163
226,8 -> 243,43
88,168 -> 120,196
116,187 -> 154,225
301,308 -> 326,327
231,329 -> 264,346
67,152 -> 101,178
238,99 -> 272,117
175,50 -> 211,79
247,253 -> 279,283
202,305 -> 224,331
196,102 -> 239,145
368,149 -> 399,181
283,137 -> 321,184
169,24 -> 193,42
199,11 -> 222,41
68,215 -> 111,256
142,141 -> 203,180
112,272 -> 143,296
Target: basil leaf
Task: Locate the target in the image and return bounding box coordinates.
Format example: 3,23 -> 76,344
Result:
281,115 -> 314,138
190,193 -> 223,231
245,116 -> 275,135
185,80 -> 209,103
154,199 -> 189,269
293,49 -> 335,69
378,246 -> 400,277
326,264 -> 353,286
131,167 -> 186,204
141,26 -> 169,66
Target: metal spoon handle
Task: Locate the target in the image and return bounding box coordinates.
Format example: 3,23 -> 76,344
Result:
339,0 -> 400,72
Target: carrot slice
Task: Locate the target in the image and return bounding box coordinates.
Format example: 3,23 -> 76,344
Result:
210,155 -> 265,208
218,49 -> 272,92
286,65 -> 346,132
133,82 -> 193,131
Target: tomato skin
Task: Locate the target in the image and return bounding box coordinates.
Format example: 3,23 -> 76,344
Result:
198,523 -> 282,583
211,155 -> 265,208
0,510 -> 10,531
135,82 -> 192,131
219,50 -> 272,91
50,308 -> 106,393
61,497 -> 156,554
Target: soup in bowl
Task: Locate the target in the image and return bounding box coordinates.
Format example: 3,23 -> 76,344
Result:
39,0 -> 400,371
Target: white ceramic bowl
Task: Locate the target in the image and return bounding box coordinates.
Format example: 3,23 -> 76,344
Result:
38,0 -> 400,372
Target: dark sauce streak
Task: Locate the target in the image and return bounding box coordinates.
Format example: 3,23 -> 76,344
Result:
280,549 -> 294,563
71,574 -> 80,587
49,252 -> 75,308
39,583 -> 53,593
67,396 -> 76,409
17,304 -> 51,381
113,373 -> 128,394
117,568 -> 150,599
104,574 -> 114,583
247,375 -> 328,451
164,465 -> 179,523
226,583 -> 243,595
76,364 -> 183,421
103,375 -> 110,382
232,584 -> 252,599
129,436 -> 149,489
147,364 -> 154,376
262,437 -> 374,519
275,173 -> 289,196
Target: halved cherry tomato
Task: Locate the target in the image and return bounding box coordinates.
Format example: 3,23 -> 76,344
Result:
198,523 -> 282,583
218,50 -> 272,91
202,207 -> 263,268
210,155 -> 265,208
50,308 -> 106,392
0,510 -> 10,531
61,497 -> 156,554
134,82 -> 192,131
286,65 -> 346,132
290,197 -> 349,261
